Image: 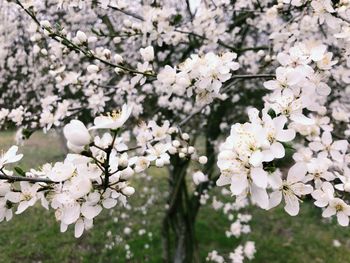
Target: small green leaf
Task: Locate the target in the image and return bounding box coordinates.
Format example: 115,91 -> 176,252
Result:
14,166 -> 26,177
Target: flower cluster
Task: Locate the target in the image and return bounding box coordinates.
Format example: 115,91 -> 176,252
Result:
217,43 -> 350,225
157,52 -> 239,105
217,109 -> 296,209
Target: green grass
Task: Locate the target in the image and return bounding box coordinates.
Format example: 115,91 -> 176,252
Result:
0,131 -> 349,262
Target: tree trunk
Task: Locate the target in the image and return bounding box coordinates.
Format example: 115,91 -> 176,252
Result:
161,100 -> 229,262
161,156 -> 200,263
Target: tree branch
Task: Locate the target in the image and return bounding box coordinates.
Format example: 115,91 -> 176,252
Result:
15,0 -> 156,77
0,173 -> 54,184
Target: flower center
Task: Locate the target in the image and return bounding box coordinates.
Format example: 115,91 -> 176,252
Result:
108,110 -> 122,120
335,204 -> 344,212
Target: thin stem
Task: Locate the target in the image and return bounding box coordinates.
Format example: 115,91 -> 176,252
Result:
103,130 -> 118,190
231,73 -> 275,79
0,173 -> 54,184
106,4 -> 145,21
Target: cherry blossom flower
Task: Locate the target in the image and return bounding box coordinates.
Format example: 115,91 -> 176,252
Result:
5,182 -> 40,214
90,104 -> 132,130
0,146 -> 23,168
322,198 -> 350,226
309,131 -> 348,162
269,163 -> 313,216
140,46 -> 154,62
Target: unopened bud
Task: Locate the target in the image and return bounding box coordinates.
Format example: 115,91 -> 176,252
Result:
122,186 -> 135,196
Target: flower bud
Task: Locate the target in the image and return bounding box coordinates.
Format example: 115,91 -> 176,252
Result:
87,64 -> 99,74
192,171 -> 208,185
103,49 -> 111,60
118,154 -> 129,168
114,54 -> 124,64
181,133 -> 190,141
168,146 -> 177,154
113,37 -> 121,44
181,147 -> 188,154
168,127 -> 177,134
120,167 -> 134,180
121,186 -> 135,196
66,141 -> 85,153
155,159 -> 164,167
199,156 -> 208,164
63,120 -> 91,147
188,146 -> 195,154
76,30 -> 87,43
172,140 -> 180,147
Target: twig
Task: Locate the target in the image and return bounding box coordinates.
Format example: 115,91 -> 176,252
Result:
0,173 -> 54,184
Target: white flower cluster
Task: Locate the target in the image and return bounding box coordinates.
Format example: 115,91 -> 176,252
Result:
0,104 -> 210,237
217,109 -> 296,209
217,43 -> 350,225
0,106 -> 139,237
157,52 -> 239,105
207,240 -> 256,263
133,120 -> 208,169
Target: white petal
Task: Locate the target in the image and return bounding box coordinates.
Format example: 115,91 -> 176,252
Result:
276,129 -> 296,142
5,192 -> 21,203
16,201 -> 29,214
330,150 -> 344,162
332,140 -> 348,152
62,203 -> 80,225
251,167 -> 268,188
249,151 -> 263,167
269,191 -> 282,209
290,113 -> 315,125
216,175 -> 231,186
263,80 -> 280,90
310,45 -> 327,61
81,204 -> 102,220
60,223 -> 68,233
270,142 -> 285,159
291,183 -> 313,196
284,193 -> 299,216
287,162 -> 307,183
322,206 -> 336,218
74,219 -> 85,238
251,184 -> 269,209
102,198 -> 117,209
337,212 -> 349,226
309,142 -> 324,152
230,174 -> 248,195
321,132 -> 332,146
268,171 -> 283,189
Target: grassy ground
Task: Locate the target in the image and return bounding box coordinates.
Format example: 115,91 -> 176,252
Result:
0,131 -> 349,263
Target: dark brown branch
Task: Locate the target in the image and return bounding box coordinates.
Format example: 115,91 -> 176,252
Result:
0,173 -> 54,184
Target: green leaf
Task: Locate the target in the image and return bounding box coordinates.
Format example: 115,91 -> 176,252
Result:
14,166 -> 26,177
